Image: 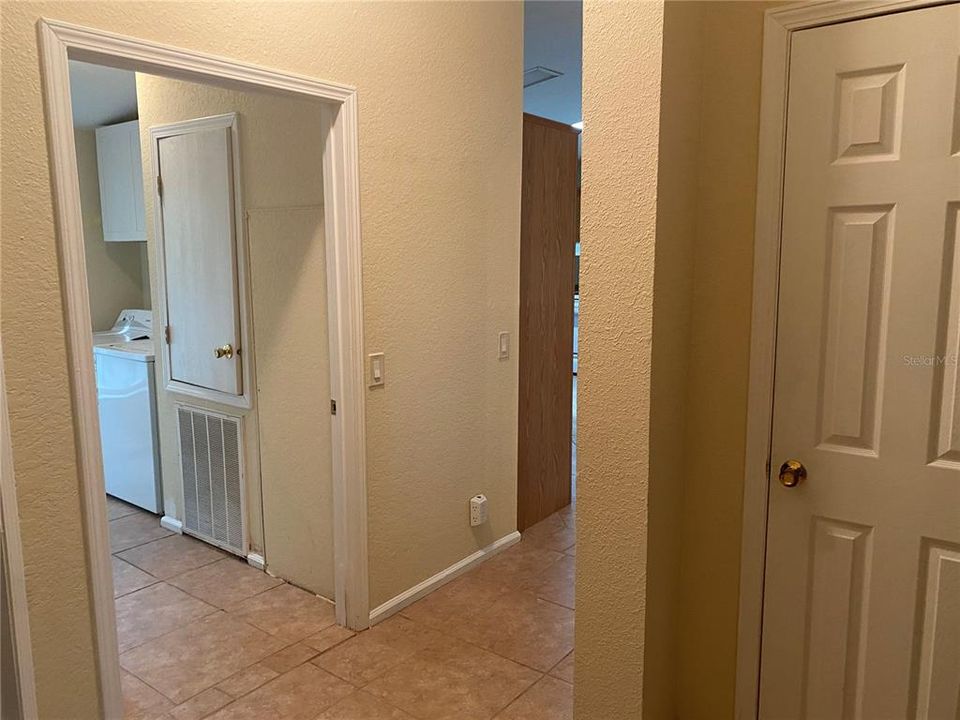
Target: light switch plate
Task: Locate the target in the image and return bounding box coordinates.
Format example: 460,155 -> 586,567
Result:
498,331 -> 510,360
368,352 -> 385,387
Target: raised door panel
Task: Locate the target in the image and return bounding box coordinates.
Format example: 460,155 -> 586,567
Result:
912,541 -> 960,720
931,205 -> 960,466
803,518 -> 874,719
817,206 -> 893,455
833,65 -> 904,164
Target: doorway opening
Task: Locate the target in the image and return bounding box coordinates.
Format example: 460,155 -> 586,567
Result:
517,0 -> 581,533
512,1 -> 581,702
76,55 -> 340,713
40,19 -> 367,715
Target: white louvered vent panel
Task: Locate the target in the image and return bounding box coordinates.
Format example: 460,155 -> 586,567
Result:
222,422 -> 243,550
176,405 -> 245,556
177,408 -> 198,532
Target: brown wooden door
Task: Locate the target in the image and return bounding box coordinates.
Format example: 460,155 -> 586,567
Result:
517,113 -> 578,531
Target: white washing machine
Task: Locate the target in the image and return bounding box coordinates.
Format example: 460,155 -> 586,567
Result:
93,310 -> 162,513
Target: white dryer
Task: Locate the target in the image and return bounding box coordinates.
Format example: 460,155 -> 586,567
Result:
93,310 -> 162,513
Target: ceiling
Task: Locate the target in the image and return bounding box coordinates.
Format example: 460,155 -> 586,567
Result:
523,1 -> 582,127
69,60 -> 138,129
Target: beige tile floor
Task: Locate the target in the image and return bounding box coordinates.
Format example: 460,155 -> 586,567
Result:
110,496 -> 575,720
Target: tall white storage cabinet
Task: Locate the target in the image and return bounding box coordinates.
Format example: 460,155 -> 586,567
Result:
95,119 -> 146,242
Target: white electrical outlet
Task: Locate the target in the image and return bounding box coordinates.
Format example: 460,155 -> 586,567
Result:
469,494 -> 488,527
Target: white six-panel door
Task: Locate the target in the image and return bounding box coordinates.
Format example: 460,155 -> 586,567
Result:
158,125 -> 243,397
760,5 -> 960,719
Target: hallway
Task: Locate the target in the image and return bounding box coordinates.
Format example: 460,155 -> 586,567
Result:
112,498 -> 575,719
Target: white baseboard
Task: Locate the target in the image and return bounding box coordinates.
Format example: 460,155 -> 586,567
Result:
246,553 -> 265,570
369,530 -> 521,625
160,516 -> 183,534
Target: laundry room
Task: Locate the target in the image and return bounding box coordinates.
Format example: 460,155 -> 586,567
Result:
70,56 -> 341,670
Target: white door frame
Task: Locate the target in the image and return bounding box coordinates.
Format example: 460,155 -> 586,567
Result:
1,340 -> 39,719
735,1 -> 952,718
37,18 -> 369,718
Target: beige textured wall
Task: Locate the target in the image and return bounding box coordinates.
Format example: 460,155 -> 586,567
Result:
1,3 -> 520,716
134,73 -> 333,596
677,4 -> 775,718
576,2 -> 664,717
248,205 -> 331,595
578,2 -> 772,718
644,2 -> 706,718
75,128 -> 150,330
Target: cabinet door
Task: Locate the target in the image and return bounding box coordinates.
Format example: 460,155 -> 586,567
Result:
158,125 -> 242,397
95,120 -> 147,242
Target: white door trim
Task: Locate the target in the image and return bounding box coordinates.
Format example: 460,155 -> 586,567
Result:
37,18 -> 369,718
736,2 -> 951,718
1,341 -> 39,719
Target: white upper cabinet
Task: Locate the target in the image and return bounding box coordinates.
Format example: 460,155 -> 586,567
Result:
95,119 -> 147,242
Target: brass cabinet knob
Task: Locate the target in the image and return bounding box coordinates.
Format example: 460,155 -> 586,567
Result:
778,459 -> 807,487
214,344 -> 234,359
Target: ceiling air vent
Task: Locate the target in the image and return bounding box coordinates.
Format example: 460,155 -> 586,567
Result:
524,65 -> 564,88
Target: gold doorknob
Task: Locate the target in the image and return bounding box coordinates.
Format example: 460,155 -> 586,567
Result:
778,459 -> 806,487
214,344 -> 234,359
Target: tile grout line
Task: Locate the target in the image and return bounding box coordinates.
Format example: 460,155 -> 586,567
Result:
109,529 -> 174,556
116,587 -> 221,656
488,668 -> 547,720
168,568 -> 288,611
533,594 -> 575,613
112,577 -> 161,600
114,538 -> 231,580
405,609 -> 561,678
121,657 -> 183,708
545,648 -> 574,677
105,497 -> 142,521
492,673 -> 573,719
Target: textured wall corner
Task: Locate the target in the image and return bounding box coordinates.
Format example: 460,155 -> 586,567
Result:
576,2 -> 665,718
577,2 -> 775,718
645,3 -> 707,718
677,4 -> 775,719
